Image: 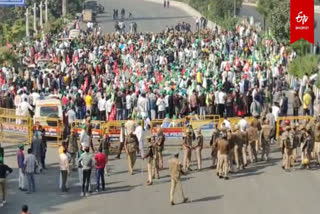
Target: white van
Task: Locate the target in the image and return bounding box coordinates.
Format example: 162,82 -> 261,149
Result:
34,98 -> 63,128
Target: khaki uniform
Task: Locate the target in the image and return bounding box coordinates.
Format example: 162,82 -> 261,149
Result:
313,123 -> 320,163
195,134 -> 203,170
232,131 -> 244,169
210,129 -> 219,167
169,157 -> 186,203
125,134 -> 139,175
281,129 -> 294,170
183,135 -> 192,171
157,133 -> 165,169
227,131 -> 235,172
260,124 -> 272,161
152,139 -> 160,179
251,118 -> 262,151
240,131 -> 249,166
144,144 -> 154,184
217,138 -> 229,178
85,121 -> 95,152
247,126 -> 258,163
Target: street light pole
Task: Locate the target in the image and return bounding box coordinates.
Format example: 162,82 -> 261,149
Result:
62,0 -> 67,17
234,0 -> 236,17
33,3 -> 37,34
40,1 -> 43,29
25,8 -> 30,38
45,0 -> 48,23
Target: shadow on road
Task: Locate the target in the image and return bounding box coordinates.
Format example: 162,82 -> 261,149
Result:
191,194 -> 224,203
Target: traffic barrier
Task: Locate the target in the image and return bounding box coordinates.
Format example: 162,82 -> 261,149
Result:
106,120 -> 129,141
0,115 -> 33,144
276,116 -> 313,140
150,118 -> 186,139
0,107 -> 16,116
33,117 -> 64,145
72,119 -> 105,139
219,117 -> 255,129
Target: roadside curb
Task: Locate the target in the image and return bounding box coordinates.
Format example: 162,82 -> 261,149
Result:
144,0 -> 219,30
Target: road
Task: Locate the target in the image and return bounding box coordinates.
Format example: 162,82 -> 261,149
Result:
2,1 -> 320,214
95,0 -> 196,33
240,5 -> 320,44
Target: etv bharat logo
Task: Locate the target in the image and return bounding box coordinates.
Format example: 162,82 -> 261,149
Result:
295,11 -> 309,30
296,11 -> 308,25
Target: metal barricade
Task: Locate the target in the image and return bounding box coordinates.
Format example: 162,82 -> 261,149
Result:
220,117 -> 255,129
0,115 -> 33,144
276,116 -> 313,140
33,117 -> 64,145
150,119 -> 186,139
106,120 -> 127,141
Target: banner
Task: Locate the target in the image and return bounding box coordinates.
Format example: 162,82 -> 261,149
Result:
290,0 -> 314,44
0,0 -> 26,6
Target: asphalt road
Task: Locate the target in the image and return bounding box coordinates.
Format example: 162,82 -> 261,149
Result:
1,1 -> 320,214
95,0 -> 196,33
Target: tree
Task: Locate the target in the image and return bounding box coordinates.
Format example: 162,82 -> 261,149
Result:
267,0 -> 290,44
289,55 -> 320,78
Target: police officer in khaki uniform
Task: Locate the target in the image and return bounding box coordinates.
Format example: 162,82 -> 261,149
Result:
281,126 -> 294,171
194,129 -> 203,171
124,131 -> 139,175
152,135 -> 160,179
313,122 -> 320,164
210,124 -> 220,168
217,132 -> 230,179
251,116 -> 262,151
232,125 -> 244,170
157,128 -> 165,169
301,125 -> 313,169
85,117 -> 95,152
182,126 -> 193,171
240,128 -> 249,167
247,121 -> 258,163
260,118 -> 272,161
168,153 -> 188,206
227,129 -> 235,173
144,136 -> 154,185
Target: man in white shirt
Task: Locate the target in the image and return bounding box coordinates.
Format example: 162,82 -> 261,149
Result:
106,96 -> 113,121
134,121 -> 144,157
137,93 -> 148,119
98,96 -> 107,121
31,90 -> 40,106
19,98 -> 33,117
66,107 -> 76,125
272,103 -> 281,121
126,92 -> 132,119
238,116 -> 249,132
59,148 -> 69,192
217,89 -> 226,117
222,116 -> 231,130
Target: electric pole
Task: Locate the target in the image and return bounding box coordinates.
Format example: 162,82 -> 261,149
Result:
45,0 -> 48,23
33,3 -> 37,34
40,1 -> 43,28
62,0 -> 67,17
25,8 -> 30,38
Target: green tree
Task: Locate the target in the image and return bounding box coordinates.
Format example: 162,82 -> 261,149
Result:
289,55 -> 320,78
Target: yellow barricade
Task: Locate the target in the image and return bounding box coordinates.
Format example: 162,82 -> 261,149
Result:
106,120 -> 127,141
72,119 -> 105,139
186,114 -> 220,122
0,107 -> 16,116
219,117 -> 255,129
34,117 -> 64,145
276,116 -> 313,139
0,114 -> 33,144
150,118 -> 186,138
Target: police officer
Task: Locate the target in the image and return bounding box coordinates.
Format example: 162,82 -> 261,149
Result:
301,125 -> 313,169
281,126 -> 294,171
144,136 -> 154,185
217,131 -> 230,180
168,153 -> 188,206
210,123 -> 220,168
182,126 -> 193,171
157,128 -> 165,169
232,125 -> 244,170
260,118 -> 272,161
194,129 -> 203,171
313,122 -> 320,164
247,121 -> 258,163
124,131 -> 139,175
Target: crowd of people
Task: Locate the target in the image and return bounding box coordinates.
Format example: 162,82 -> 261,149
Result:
0,7 -> 320,210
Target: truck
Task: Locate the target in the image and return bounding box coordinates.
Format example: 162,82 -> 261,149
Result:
82,1 -> 98,22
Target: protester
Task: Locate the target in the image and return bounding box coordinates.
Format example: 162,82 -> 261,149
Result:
59,147 -> 70,192
0,159 -> 12,207
94,147 -> 107,192
24,148 -> 37,194
17,144 -> 27,191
